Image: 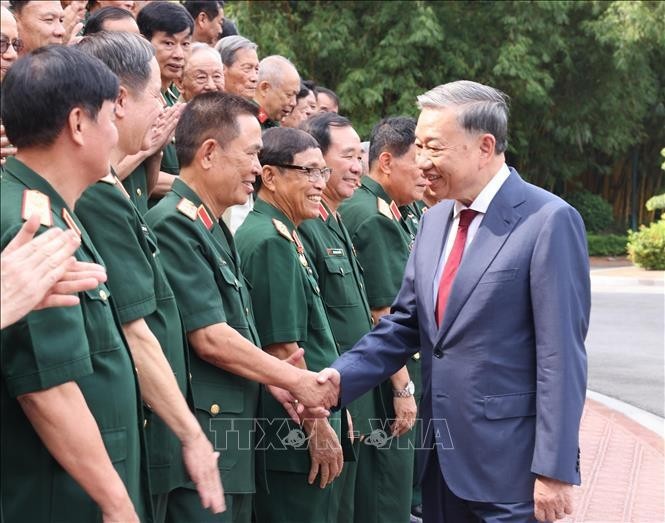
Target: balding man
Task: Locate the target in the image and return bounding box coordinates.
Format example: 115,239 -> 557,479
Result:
176,43 -> 224,102
253,55 -> 300,129
216,35 -> 259,100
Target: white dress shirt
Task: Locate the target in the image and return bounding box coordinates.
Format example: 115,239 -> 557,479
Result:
432,164 -> 511,306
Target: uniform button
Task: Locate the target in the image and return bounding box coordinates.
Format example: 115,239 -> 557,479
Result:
339,268 -> 344,275
245,307 -> 249,316
136,188 -> 142,197
210,404 -> 220,415
99,289 -> 108,301
143,418 -> 148,428
188,372 -> 192,380
433,349 -> 443,358
413,352 -> 421,361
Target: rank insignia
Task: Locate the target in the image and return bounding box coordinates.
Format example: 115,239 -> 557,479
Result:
272,219 -> 293,242
326,248 -> 344,256
318,203 -> 329,221
61,208 -> 81,237
197,205 -> 214,230
389,200 -> 402,221
291,230 -> 309,268
176,198 -> 198,221
21,189 -> 52,227
377,198 -> 393,220
100,173 -> 130,199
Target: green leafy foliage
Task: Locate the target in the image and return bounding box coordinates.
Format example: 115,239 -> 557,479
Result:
587,234 -> 627,256
627,218 -> 665,270
565,191 -> 614,233
227,1 -> 664,195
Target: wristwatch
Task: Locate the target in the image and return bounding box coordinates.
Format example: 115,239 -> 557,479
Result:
393,380 -> 415,398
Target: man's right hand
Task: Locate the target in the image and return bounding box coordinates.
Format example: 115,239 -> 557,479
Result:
181,431 -> 225,514
289,367 -> 340,412
102,502 -> 140,523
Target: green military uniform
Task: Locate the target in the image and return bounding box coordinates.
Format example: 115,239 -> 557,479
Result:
255,102 -> 280,130
298,202 -> 380,520
235,198 -> 342,523
75,173 -> 190,519
339,176 -> 422,523
122,162 -> 150,215
145,178 -> 260,523
0,158 -> 151,523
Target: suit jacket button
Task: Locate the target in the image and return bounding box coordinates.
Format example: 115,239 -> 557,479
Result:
433,349 -> 443,358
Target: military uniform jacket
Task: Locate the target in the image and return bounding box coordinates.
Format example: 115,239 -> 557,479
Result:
75,172 -> 189,495
339,176 -> 422,406
0,158 -> 151,522
145,178 -> 260,494
235,198 -> 342,474
122,162 -> 149,215
298,201 -> 379,435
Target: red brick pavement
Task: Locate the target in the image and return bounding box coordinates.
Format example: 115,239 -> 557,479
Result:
563,399 -> 664,522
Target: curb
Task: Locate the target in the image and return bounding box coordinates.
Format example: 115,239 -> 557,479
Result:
586,389 -> 664,437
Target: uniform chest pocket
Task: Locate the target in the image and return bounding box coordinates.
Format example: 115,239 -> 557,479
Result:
322,256 -> 357,308
216,260 -> 243,292
82,286 -> 124,354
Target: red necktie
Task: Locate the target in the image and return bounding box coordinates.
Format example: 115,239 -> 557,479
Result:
435,209 -> 479,327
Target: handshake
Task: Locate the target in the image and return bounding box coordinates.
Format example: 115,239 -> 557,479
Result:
267,349 -> 343,421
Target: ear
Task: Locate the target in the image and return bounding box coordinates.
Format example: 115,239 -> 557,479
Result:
67,107 -> 85,147
257,80 -> 271,96
261,165 -> 278,192
114,86 -> 128,120
197,12 -> 208,28
197,138 -> 218,170
478,133 -> 496,165
378,151 -> 392,174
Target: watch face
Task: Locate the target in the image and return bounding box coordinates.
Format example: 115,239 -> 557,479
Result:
407,381 -> 415,395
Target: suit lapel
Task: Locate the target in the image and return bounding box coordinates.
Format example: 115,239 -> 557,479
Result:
434,171 -> 526,347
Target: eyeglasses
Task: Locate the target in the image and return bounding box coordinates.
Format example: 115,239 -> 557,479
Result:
273,164 -> 332,183
0,35 -> 24,54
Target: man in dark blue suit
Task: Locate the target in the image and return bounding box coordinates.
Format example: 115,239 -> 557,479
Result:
318,80 -> 589,523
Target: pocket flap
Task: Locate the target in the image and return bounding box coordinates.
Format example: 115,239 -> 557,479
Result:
323,256 -> 353,277
479,268 -> 519,284
101,427 -> 128,463
192,380 -> 244,416
484,391 -> 536,420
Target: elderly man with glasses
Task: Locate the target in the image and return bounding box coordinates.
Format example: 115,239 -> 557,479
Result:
235,127 -> 346,523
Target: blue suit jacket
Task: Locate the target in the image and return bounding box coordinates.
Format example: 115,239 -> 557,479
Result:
332,169 -> 589,503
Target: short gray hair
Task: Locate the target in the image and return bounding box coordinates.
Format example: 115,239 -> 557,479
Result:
77,31 -> 154,94
216,35 -> 257,67
417,80 -> 510,154
258,55 -> 298,87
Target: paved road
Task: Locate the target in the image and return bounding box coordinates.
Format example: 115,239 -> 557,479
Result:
587,272 -> 664,417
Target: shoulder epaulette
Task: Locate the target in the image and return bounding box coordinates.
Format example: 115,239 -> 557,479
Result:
377,198 -> 393,220
176,198 -> 198,221
197,205 -> 214,230
272,218 -> 293,242
99,173 -> 131,199
21,189 -> 52,227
